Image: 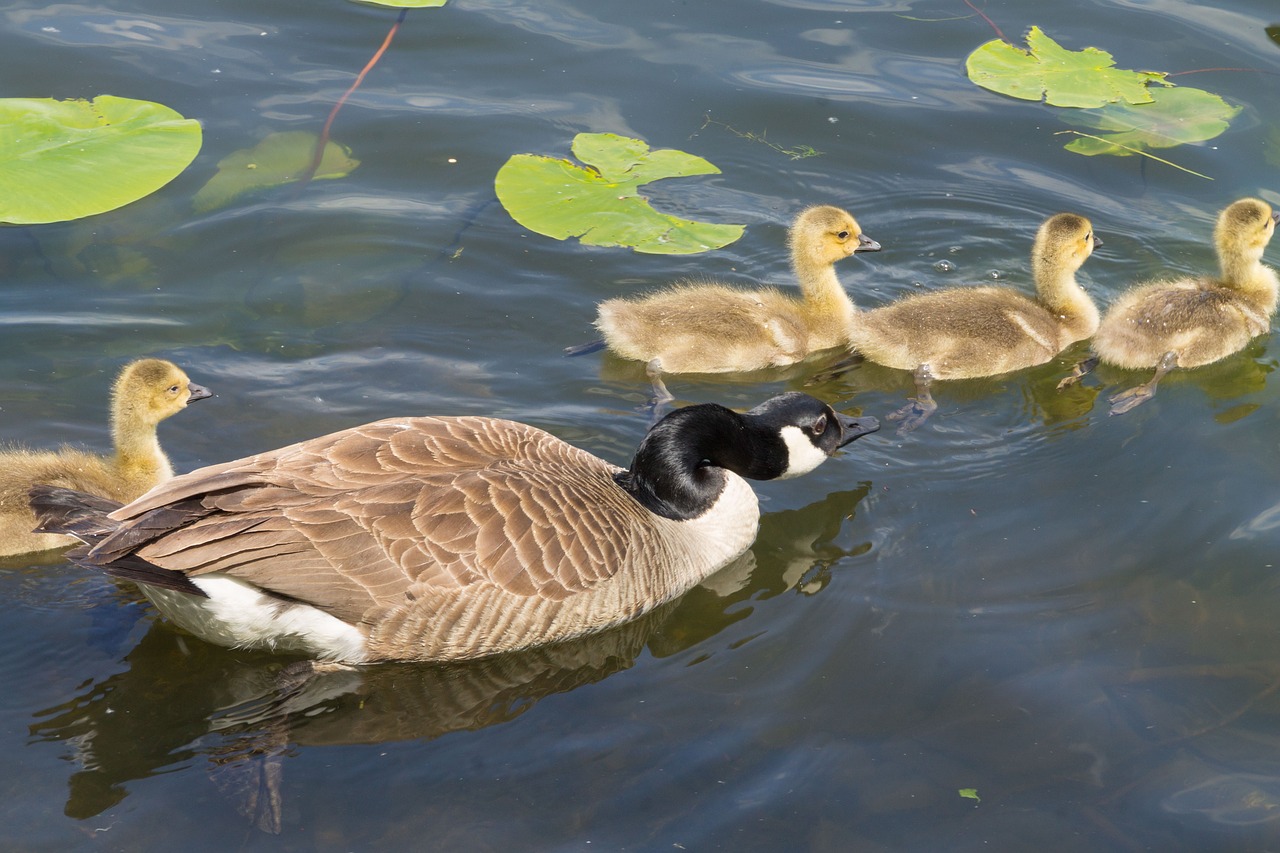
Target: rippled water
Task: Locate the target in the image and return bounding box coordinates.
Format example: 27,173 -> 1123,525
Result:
3,0 -> 1280,849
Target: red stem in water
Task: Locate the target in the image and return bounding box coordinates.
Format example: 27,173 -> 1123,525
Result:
963,0 -> 1007,43
297,8 -> 409,194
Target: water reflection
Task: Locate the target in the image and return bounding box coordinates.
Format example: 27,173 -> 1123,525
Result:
27,486 -> 872,833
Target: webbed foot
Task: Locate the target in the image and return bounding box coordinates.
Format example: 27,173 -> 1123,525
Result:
1107,384 -> 1155,415
1057,356 -> 1099,391
885,396 -> 938,433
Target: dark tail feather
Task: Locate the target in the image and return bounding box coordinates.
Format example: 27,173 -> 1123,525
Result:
564,338 -> 606,357
29,485 -> 208,599
29,485 -> 123,545
63,548 -> 208,597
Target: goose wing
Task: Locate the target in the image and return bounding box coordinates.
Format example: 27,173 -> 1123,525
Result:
89,417 -> 650,625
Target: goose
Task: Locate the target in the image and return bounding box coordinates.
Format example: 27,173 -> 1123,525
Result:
1060,198 -> 1279,414
0,358 -> 211,557
590,205 -> 881,406
848,213 -> 1100,431
30,392 -> 879,663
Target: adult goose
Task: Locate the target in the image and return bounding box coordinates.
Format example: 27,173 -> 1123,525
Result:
1061,197 -> 1279,414
31,392 -> 878,663
0,358 -> 210,557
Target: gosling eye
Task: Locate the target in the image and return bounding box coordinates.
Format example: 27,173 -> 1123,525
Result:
168,384 -> 181,393
811,415 -> 827,436
836,230 -> 850,241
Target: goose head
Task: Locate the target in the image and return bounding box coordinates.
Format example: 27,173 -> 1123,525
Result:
113,359 -> 212,428
1032,212 -> 1100,279
1215,197 -> 1278,268
738,391 -> 880,479
618,392 -> 879,519
789,205 -> 882,270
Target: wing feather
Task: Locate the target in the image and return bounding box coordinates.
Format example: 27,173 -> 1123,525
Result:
99,417 -> 650,627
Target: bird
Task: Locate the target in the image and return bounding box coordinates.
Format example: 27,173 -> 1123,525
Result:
589,205 -> 881,407
30,392 -> 879,663
0,358 -> 211,557
1061,198 -> 1279,415
847,212 -> 1100,431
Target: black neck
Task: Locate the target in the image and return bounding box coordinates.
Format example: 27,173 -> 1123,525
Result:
614,404 -> 785,521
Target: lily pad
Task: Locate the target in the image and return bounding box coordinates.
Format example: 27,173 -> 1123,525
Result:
0,96 -> 202,225
192,131 -> 359,212
1063,87 -> 1241,156
495,132 -> 745,255
966,26 -> 1166,108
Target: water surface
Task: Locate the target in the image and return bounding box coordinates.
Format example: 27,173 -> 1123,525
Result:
3,0 -> 1280,849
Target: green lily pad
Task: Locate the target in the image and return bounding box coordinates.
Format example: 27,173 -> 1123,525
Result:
966,26 -> 1166,108
495,132 -> 745,255
192,131 -> 359,212
1063,87 -> 1241,156
0,96 -> 202,225
349,0 -> 446,6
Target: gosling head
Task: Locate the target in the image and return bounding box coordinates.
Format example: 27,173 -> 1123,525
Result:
112,358 -> 212,427
1215,198 -> 1278,266
1033,212 -> 1100,277
790,205 -> 882,268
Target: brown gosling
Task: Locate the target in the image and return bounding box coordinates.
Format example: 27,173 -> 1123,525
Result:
850,213 -> 1101,431
0,359 -> 211,557
592,205 -> 881,406
1064,198 -> 1279,415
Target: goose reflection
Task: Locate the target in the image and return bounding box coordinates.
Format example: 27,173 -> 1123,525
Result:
28,486 -> 872,833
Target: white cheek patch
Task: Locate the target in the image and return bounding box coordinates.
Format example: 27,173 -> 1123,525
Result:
776,425 -> 830,479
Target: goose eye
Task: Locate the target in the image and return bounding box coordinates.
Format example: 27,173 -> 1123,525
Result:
169,385 -> 180,393
811,415 -> 827,435
836,230 -> 850,241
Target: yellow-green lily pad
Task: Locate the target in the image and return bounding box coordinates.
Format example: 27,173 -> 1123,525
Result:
0,96 -> 202,225
495,132 -> 745,255
193,131 -> 359,212
1064,86 -> 1241,156
967,26 -> 1166,108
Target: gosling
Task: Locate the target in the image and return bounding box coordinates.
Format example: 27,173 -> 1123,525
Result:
592,205 -> 881,406
1062,197 -> 1279,415
850,213 -> 1101,431
0,359 -> 211,557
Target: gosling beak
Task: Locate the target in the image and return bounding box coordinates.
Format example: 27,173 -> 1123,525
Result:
856,233 -> 882,253
835,414 -> 880,447
187,383 -> 213,402
1272,212 -> 1279,226
1092,234 -> 1104,248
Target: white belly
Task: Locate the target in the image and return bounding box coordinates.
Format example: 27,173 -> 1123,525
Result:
142,574 -> 370,663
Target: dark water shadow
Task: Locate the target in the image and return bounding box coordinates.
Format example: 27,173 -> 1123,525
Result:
26,486 -> 872,833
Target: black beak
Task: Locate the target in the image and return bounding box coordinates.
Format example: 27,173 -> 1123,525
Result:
1093,234 -> 1104,248
1272,212 -> 1279,226
856,233 -> 882,253
187,383 -> 213,402
836,414 -> 880,447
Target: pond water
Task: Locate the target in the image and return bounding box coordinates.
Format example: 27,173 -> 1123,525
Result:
3,0 -> 1280,849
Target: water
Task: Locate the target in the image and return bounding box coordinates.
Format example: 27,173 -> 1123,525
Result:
3,0 -> 1280,848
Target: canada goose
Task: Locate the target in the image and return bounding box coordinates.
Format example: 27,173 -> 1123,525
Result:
0,359 -> 211,557
1060,198 -> 1279,414
849,213 -> 1100,431
591,205 -> 881,406
30,392 -> 879,663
